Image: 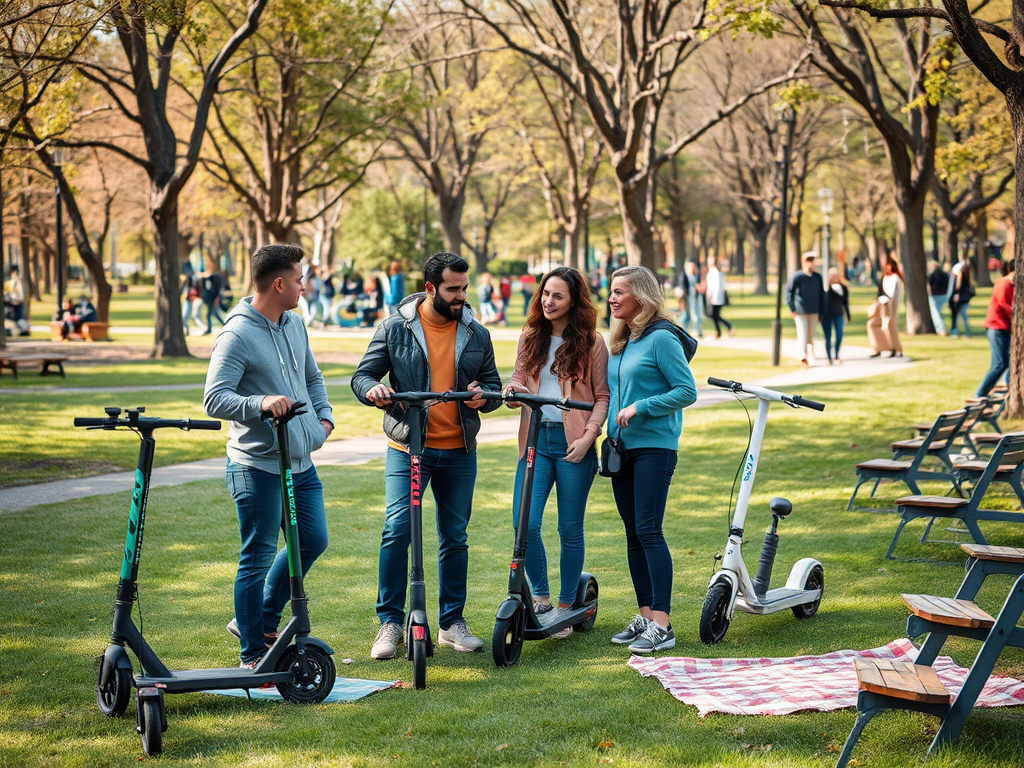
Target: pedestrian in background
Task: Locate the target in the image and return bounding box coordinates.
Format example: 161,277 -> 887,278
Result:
785,252 -> 826,368
705,256 -> 733,339
821,267 -> 851,365
975,261 -> 1015,397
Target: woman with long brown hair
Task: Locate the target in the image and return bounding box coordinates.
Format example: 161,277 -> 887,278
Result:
505,267 -> 609,636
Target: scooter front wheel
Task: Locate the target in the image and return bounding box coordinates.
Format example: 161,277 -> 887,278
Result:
96,658 -> 131,717
699,582 -> 733,645
412,638 -> 427,689
492,604 -> 524,667
276,645 -> 337,703
138,696 -> 163,756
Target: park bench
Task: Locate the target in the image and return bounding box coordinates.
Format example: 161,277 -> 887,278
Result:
966,393 -> 1006,434
906,400 -> 987,460
886,433 -> 1024,560
49,320 -> 109,342
848,410 -> 966,513
0,353 -> 68,380
835,547 -> 1024,767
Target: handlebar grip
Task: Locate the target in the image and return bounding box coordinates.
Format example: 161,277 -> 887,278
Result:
187,419 -> 222,430
791,395 -> 826,412
74,417 -> 113,427
563,399 -> 595,412
707,377 -> 738,389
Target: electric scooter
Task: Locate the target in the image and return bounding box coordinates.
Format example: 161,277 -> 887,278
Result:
79,403 -> 336,756
699,378 -> 826,645
479,390 -> 599,667
384,390 -> 486,690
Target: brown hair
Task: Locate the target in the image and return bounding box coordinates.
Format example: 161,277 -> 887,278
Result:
517,267 -> 597,384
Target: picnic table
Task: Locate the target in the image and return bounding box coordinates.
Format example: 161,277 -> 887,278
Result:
0,352 -> 68,379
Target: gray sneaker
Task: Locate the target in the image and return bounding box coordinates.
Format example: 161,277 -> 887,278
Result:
610,615 -> 650,645
371,622 -> 405,660
628,622 -> 675,654
227,618 -> 278,649
438,619 -> 484,652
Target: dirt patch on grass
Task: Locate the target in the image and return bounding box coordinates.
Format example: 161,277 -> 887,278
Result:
1,458 -> 127,488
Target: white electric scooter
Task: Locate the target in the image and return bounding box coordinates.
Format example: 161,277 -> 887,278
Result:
699,377 -> 826,645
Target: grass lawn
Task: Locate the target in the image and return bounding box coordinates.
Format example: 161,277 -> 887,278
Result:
3,317 -> 1024,766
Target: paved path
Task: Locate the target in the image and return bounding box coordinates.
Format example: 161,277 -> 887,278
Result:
0,336 -> 911,512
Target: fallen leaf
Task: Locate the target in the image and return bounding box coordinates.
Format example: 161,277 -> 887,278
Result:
495,744 -> 508,751
405,728 -> 413,737
597,741 -> 614,750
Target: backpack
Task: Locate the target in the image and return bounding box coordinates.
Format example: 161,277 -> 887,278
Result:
642,319 -> 698,362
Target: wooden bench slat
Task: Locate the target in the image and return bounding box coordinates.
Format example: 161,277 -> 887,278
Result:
854,658 -> 951,704
896,495 -> 968,509
901,593 -> 995,628
857,459 -> 913,470
961,544 -> 1024,563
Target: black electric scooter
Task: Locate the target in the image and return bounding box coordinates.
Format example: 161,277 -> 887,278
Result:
478,391 -> 598,667
79,403 -> 336,756
384,390 -> 485,690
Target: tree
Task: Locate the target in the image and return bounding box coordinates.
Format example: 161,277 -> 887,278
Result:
460,0 -> 808,269
62,0 -> 270,357
817,0 -> 1024,414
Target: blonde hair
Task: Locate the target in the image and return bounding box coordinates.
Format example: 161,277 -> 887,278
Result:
608,266 -> 672,355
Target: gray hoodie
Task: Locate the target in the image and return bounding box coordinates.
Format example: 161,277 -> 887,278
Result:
203,298 -> 333,474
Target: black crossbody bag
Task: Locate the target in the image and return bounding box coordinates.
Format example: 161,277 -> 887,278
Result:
599,340 -> 627,477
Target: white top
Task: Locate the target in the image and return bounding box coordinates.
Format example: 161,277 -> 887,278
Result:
539,336 -> 564,422
879,274 -> 900,304
706,267 -> 726,306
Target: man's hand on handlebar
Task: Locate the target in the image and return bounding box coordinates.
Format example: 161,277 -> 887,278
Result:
504,382 -> 523,409
261,395 -> 296,418
366,383 -> 394,407
464,381 -> 486,410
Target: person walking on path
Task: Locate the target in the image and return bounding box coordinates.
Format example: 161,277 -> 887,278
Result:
868,257 -> 904,358
199,258 -> 226,335
504,267 -> 609,637
821,267 -> 851,364
605,266 -> 697,655
203,244 -> 335,668
705,256 -> 733,338
975,262 -> 1015,397
927,260 -> 950,336
351,251 -> 503,660
786,252 -> 827,367
387,260 -> 405,316
682,261 -> 705,338
950,256 -> 975,338
476,272 -> 498,325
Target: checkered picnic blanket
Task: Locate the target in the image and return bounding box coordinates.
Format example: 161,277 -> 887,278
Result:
628,638 -> 1024,716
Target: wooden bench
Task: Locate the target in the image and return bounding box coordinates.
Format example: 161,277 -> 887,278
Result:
901,593 -> 994,628
0,354 -> 68,380
49,319 -> 109,341
907,401 -> 986,460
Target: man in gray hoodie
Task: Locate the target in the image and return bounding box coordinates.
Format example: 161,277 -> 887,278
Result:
204,244 -> 335,667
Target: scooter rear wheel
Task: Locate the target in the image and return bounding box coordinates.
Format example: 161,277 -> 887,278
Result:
412,638 -> 427,689
492,605 -> 524,667
574,576 -> 599,632
792,564 -> 824,619
275,646 -> 336,703
699,582 -> 732,645
96,658 -> 131,717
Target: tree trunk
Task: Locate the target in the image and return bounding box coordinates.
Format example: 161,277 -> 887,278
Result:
1005,86 -> 1024,419
19,230 -> 33,322
437,192 -> 466,260
563,225 -> 583,274
670,215 -> 686,275
944,227 -> 961,269
894,191 -> 935,334
733,220 -> 746,276
619,181 -> 656,270
752,227 -> 769,296
31,248 -> 41,301
973,207 -> 993,287
150,199 -> 190,358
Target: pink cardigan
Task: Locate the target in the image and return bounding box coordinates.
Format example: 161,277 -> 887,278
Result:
508,333 -> 610,460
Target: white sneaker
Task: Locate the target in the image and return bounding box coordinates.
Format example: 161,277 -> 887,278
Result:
371,622 -> 405,660
438,619 -> 484,652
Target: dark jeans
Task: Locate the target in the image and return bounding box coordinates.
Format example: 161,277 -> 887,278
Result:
950,298 -> 972,336
379,446 -> 476,629
203,299 -> 225,333
709,304 -> 731,336
611,447 -> 677,614
226,461 -> 328,662
976,328 -> 1011,397
821,313 -> 846,361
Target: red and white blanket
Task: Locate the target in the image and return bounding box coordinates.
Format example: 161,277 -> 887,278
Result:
627,638 -> 1024,716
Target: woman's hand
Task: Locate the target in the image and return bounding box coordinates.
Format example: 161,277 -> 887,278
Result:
565,432 -> 595,463
615,404 -> 637,429
504,382 -> 523,409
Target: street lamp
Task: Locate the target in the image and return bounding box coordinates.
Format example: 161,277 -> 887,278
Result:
818,187 -> 833,289
771,106 -> 796,367
52,147 -> 65,318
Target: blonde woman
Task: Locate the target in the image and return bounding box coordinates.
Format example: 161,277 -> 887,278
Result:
605,266 -> 697,654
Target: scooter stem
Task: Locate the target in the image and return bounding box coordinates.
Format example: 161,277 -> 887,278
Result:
730,397 -> 770,533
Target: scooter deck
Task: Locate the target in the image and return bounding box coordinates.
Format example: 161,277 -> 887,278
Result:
136,668 -> 291,693
523,602 -> 596,640
735,587 -> 819,615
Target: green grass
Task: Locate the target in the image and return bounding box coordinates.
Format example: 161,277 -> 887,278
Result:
3,326 -> 1024,766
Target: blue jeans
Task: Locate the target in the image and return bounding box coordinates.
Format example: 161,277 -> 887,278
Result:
511,423 -> 598,605
611,448 -> 677,614
685,293 -> 704,337
929,295 -> 948,334
950,299 -> 972,336
821,313 -> 845,361
226,461 -> 328,662
379,447 -> 476,629
976,328 -> 1011,397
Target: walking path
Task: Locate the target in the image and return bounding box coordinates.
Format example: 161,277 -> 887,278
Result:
0,336 -> 911,512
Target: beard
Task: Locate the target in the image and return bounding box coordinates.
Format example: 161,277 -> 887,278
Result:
432,291 -> 464,321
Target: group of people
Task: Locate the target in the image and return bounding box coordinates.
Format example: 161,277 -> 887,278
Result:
181,258 -> 232,336
204,246 -> 696,667
927,256 -> 978,338
784,252 -> 852,366
299,261 -> 405,329
475,272 -> 513,325
671,257 -> 733,339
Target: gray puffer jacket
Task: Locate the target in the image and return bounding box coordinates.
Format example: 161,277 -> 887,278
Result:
350,294 -> 503,450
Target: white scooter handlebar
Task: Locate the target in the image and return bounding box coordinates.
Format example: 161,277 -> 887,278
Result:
707,377 -> 826,412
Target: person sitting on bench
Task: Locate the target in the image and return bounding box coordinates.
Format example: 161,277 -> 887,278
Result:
57,296 -> 97,339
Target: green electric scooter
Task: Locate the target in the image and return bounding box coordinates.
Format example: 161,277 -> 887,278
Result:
79,403 -> 336,756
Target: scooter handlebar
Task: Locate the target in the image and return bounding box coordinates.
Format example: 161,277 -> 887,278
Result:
788,395 -> 826,412
707,377 -> 740,391
260,401 -> 307,424
74,416 -> 222,430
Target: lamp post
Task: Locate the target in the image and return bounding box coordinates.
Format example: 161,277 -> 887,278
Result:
771,107 -> 796,367
52,147 -> 65,318
818,187 -> 833,290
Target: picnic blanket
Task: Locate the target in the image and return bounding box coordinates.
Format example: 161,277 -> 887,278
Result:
628,638 -> 1024,716
207,677 -> 398,703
